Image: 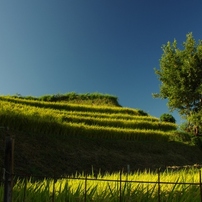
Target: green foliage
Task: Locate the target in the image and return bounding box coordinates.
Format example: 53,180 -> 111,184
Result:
137,109 -> 148,116
179,121 -> 190,132
160,113 -> 176,123
191,136 -> 202,149
153,33 -> 202,126
169,131 -> 192,143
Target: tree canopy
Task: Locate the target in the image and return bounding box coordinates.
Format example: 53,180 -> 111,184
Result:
154,33 -> 202,131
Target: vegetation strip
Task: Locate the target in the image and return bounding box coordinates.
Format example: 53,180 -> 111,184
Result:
4,169 -> 202,201
0,99 -> 175,141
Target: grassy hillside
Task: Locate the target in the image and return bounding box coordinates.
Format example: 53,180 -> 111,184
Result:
0,93 -> 201,177
13,92 -> 122,107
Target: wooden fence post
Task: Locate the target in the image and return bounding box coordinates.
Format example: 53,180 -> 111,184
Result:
120,171 -> 122,202
3,137 -> 14,202
199,170 -> 202,202
158,168 -> 161,202
84,175 -> 87,202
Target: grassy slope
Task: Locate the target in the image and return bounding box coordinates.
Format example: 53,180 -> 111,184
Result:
0,93 -> 202,177
13,132 -> 202,177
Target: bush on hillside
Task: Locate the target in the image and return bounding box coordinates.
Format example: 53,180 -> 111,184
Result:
160,113 -> 176,123
137,109 -> 148,116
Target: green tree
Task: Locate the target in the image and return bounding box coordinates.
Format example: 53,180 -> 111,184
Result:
160,113 -> 176,123
153,33 -> 202,135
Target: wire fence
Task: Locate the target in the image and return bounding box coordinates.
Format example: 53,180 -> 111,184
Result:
1,169 -> 202,202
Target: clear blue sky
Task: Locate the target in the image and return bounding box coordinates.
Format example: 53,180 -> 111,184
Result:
0,0 -> 201,124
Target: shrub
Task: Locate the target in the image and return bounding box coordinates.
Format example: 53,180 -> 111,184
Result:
137,109 -> 148,116
160,113 -> 176,123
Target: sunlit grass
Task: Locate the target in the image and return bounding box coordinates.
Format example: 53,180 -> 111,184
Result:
0,98 -> 177,141
3,169 -> 201,201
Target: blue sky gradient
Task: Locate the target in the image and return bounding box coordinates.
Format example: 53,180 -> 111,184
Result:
0,0 -> 202,124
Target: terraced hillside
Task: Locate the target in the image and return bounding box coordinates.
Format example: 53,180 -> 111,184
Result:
0,93 -> 201,177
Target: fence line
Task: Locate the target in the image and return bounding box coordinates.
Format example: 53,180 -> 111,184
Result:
1,169 -> 201,202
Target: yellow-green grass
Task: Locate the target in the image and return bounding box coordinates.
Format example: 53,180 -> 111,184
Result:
61,111 -> 160,121
0,99 -> 175,131
60,114 -> 176,131
0,95 -> 160,122
0,94 -> 201,188
0,100 -> 176,141
0,96 -> 159,121
4,169 -> 202,201
0,96 -> 139,115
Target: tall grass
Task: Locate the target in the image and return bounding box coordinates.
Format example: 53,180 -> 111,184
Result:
61,114 -> 176,131
0,96 -> 138,115
0,100 -> 176,141
3,169 -> 202,201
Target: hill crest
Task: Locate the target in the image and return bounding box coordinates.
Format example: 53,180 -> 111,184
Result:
12,92 -> 122,107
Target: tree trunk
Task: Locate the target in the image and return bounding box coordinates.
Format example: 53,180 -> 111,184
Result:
194,125 -> 199,136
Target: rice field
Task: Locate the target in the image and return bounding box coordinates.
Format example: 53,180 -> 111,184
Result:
0,96 -> 139,115
1,94 -> 195,201
2,169 -> 202,202
0,96 -> 177,141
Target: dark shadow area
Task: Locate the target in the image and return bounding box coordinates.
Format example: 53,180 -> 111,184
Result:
0,131 -> 201,178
